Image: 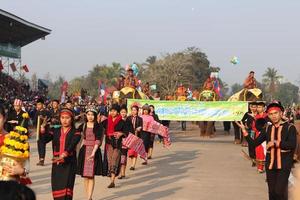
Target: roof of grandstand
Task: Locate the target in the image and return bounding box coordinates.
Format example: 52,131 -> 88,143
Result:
0,9 -> 51,47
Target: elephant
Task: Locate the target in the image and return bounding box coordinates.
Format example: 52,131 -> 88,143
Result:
198,90 -> 217,137
228,88 -> 263,102
199,90 -> 218,101
112,87 -> 149,105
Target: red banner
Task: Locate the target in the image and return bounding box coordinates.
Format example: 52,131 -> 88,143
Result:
22,65 -> 29,72
10,63 -> 16,72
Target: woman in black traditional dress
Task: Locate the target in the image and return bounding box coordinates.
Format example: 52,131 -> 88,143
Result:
77,108 -> 103,200
118,105 -> 133,179
103,104 -> 129,188
41,108 -> 81,200
127,105 -> 143,170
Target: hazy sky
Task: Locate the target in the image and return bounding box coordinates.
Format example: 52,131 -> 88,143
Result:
1,0 -> 300,86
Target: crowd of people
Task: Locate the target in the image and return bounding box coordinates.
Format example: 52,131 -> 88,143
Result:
0,72 -> 47,111
235,101 -> 299,200
0,91 -> 167,200
1,69 -> 300,200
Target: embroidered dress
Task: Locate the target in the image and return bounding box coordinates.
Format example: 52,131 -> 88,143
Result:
77,126 -> 103,178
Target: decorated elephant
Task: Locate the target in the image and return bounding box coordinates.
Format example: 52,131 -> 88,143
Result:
228,88 -> 263,102
199,90 -> 218,101
198,90 -> 218,137
112,87 -> 149,104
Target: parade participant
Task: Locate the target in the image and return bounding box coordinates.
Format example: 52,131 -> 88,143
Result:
0,181 -> 36,200
148,105 -> 160,159
241,102 -> 258,166
50,99 -> 60,126
65,100 -> 73,110
0,105 -> 30,183
77,107 -> 103,200
223,121 -> 231,135
35,98 -> 50,166
140,104 -> 155,165
41,108 -> 81,200
127,105 -> 143,170
116,75 -> 125,90
176,85 -> 187,130
243,71 -> 257,89
237,102 -> 297,200
6,99 -> 28,132
124,68 -> 138,89
118,105 -> 133,179
253,102 -> 268,173
283,106 -> 295,124
203,76 -> 214,91
103,104 -> 129,188
152,91 -> 161,101
0,105 -> 8,146
142,82 -> 151,96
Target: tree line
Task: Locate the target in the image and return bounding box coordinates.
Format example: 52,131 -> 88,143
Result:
29,47 -> 299,106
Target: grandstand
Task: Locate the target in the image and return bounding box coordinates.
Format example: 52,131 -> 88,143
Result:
0,9 -> 51,75
0,9 -> 51,102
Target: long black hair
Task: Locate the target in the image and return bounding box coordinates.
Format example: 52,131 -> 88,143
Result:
0,104 -> 6,118
81,111 -> 102,138
0,181 -> 36,200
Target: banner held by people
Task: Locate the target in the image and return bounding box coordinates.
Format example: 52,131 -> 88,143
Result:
127,99 -> 248,121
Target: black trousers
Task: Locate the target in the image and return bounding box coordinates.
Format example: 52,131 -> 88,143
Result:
248,130 -> 256,159
37,138 -> 46,159
223,121 -> 231,131
181,121 -> 186,131
248,143 -> 256,159
266,168 -> 290,200
232,122 -> 242,140
38,134 -> 50,159
140,131 -> 151,153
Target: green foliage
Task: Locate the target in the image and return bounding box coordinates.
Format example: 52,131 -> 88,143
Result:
230,83 -> 243,95
274,82 -> 299,106
262,67 -> 283,101
141,47 -> 213,97
48,76 -> 65,99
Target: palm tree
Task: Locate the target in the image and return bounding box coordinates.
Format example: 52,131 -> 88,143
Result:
262,67 -> 283,101
146,56 -> 157,65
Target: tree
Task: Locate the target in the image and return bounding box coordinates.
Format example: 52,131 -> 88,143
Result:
48,76 -> 65,99
141,52 -> 194,97
67,63 -> 124,97
230,83 -> 243,95
141,47 -> 212,97
262,67 -> 283,101
69,77 -> 85,95
43,72 -> 52,83
184,47 -> 211,89
274,82 -> 299,106
146,56 -> 157,65
31,73 -> 37,91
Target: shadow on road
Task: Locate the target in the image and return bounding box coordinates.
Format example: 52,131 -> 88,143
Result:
99,150 -> 200,200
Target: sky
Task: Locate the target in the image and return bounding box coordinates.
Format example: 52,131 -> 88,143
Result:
1,0 -> 300,86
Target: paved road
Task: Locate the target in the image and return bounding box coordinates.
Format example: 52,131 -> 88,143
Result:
29,122 -> 267,200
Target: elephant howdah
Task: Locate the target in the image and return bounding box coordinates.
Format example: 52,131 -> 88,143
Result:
228,88 -> 263,102
112,87 -> 149,104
